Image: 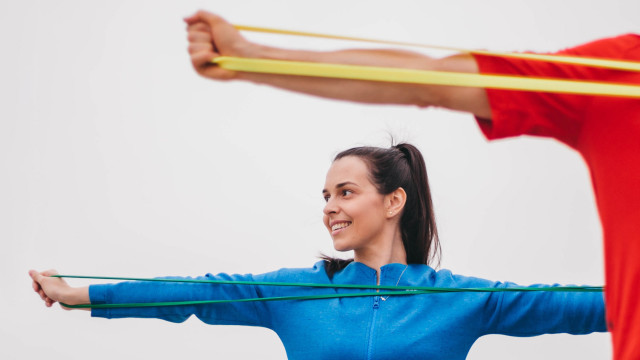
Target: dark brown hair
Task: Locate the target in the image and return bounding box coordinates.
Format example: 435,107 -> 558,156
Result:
322,143 -> 441,277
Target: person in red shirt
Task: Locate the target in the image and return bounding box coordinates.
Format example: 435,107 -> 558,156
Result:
473,36 -> 640,360
184,10 -> 640,359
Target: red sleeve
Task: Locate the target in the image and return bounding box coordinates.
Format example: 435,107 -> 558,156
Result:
472,34 -> 640,149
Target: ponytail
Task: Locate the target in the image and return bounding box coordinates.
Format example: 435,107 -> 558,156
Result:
394,144 -> 440,266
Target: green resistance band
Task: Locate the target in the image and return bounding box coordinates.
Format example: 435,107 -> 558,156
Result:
52,275 -> 603,309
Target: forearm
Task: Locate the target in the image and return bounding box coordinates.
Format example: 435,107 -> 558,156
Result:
235,46 -> 491,117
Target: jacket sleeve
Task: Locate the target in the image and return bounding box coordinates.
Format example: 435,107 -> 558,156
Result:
483,281 -> 607,336
89,271 -> 274,328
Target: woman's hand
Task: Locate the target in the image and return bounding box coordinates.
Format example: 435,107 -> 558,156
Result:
29,269 -> 89,310
184,10 -> 259,81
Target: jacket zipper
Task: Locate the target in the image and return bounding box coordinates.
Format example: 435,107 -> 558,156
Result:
366,283 -> 381,359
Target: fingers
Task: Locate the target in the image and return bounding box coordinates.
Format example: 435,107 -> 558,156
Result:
186,21 -> 218,66
183,10 -> 248,80
29,269 -> 45,296
183,12 -> 204,25
34,284 -> 57,307
187,22 -> 210,33
29,269 -> 58,284
189,44 -> 218,71
183,10 -> 227,27
189,52 -> 235,80
29,269 -> 61,307
187,21 -> 215,54
41,269 -> 59,277
188,41 -> 214,55
40,290 -> 56,307
186,26 -> 224,77
187,29 -> 212,44
29,269 -> 42,283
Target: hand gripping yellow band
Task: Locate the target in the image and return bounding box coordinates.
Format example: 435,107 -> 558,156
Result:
213,56 -> 640,98
234,25 -> 640,72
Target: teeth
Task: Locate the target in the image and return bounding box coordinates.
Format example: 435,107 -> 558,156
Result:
332,222 -> 351,231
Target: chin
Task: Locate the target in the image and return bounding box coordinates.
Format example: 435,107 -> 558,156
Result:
332,239 -> 354,252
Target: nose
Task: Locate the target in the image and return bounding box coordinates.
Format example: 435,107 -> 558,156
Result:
323,197 -> 338,216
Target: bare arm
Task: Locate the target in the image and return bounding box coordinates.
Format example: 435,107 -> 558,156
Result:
29,270 -> 90,311
184,11 -> 492,119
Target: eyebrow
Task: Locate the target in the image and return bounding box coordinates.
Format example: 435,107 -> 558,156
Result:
322,181 -> 358,194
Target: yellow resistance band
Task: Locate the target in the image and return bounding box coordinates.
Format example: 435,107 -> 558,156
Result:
212,25 -> 640,98
213,56 -> 640,98
235,25 -> 640,72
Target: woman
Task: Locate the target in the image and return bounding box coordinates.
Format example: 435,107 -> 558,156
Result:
183,11 -> 639,358
30,143 -> 605,359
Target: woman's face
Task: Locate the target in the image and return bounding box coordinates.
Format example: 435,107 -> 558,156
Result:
322,156 -> 388,252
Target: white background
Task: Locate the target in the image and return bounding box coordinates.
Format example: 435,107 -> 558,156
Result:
2,0 -> 638,358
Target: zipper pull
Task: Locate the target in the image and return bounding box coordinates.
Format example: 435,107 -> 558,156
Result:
373,296 -> 380,309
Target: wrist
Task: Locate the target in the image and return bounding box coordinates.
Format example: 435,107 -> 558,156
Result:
61,286 -> 90,306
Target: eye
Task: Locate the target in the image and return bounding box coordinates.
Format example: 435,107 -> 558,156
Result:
323,194 -> 330,202
342,189 -> 353,197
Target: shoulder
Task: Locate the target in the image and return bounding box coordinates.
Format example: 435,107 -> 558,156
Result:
253,261 -> 330,283
405,265 -> 502,288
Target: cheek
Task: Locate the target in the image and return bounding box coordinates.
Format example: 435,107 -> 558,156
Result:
356,202 -> 385,230
354,198 -> 383,219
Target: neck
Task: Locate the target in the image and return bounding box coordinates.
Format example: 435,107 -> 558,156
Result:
354,228 -> 407,276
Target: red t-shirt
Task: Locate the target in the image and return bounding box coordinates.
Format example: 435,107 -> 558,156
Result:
473,34 -> 640,360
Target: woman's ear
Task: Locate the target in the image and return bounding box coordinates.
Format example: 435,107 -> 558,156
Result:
385,187 -> 407,218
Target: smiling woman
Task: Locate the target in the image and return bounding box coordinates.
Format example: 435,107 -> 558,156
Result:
29,142 -> 607,360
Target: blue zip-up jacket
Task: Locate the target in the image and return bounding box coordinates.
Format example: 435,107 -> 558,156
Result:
89,261 -> 606,359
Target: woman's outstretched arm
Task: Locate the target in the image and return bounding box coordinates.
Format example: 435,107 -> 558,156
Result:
28,269 -> 279,326
184,11 -> 492,119
29,269 -> 90,310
